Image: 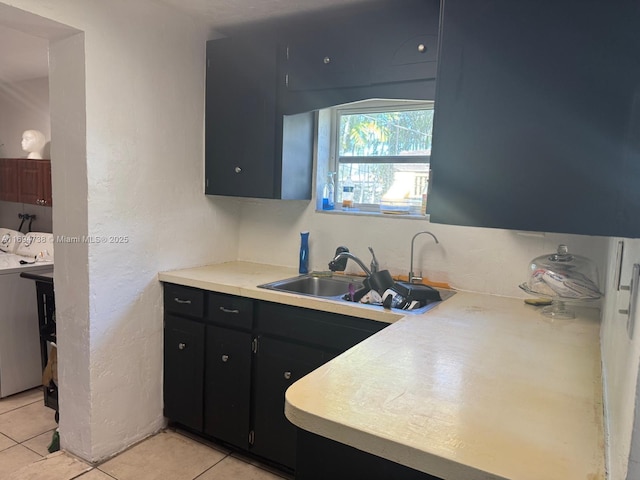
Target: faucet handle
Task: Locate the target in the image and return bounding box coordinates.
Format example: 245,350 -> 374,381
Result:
329,246 -> 349,272
368,247 -> 379,273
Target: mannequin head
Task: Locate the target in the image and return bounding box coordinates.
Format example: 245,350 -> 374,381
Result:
21,130 -> 46,159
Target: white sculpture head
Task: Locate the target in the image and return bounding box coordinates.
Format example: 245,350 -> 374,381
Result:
21,130 -> 46,159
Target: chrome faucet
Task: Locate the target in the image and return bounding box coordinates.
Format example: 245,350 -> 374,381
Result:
368,246 -> 379,273
409,231 -> 439,284
329,251 -> 372,277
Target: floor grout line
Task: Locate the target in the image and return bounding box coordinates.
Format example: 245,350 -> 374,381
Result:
1,389 -> 292,480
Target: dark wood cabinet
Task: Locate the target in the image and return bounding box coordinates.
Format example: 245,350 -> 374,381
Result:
0,158 -> 19,202
162,282 -> 388,472
164,315 -> 205,432
0,158 -> 52,206
204,325 -> 252,449
252,300 -> 387,470
163,285 -> 205,431
205,35 -> 314,200
203,292 -> 254,447
428,0 -> 640,237
252,336 -> 331,468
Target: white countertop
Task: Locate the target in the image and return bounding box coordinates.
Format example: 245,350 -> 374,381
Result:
159,261 -> 604,480
159,261 -> 404,323
0,253 -> 53,275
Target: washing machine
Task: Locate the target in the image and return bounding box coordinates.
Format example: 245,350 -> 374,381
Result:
0,228 -> 54,397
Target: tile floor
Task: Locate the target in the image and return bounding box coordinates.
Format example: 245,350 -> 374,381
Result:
0,388 -> 292,480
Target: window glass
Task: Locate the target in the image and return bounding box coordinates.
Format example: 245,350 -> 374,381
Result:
332,102 -> 433,215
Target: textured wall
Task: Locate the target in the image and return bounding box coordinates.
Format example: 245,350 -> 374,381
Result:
236,199 -> 608,298
3,0 -> 241,462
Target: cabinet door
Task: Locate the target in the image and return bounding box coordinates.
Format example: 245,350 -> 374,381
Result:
284,24 -> 371,92
205,37 -> 277,198
17,159 -> 51,206
17,160 -> 42,205
204,325 -> 252,449
40,161 -> 52,206
163,315 -> 205,432
368,0 -> 439,85
251,336 -> 332,470
429,0 -> 640,237
0,159 -> 19,202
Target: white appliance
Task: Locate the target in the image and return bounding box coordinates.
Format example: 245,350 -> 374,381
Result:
0,228 -> 54,398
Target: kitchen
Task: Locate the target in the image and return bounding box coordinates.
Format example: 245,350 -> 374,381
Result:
0,0 -> 637,479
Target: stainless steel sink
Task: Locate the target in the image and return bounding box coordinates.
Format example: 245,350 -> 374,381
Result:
258,273 -> 455,315
258,274 -> 363,298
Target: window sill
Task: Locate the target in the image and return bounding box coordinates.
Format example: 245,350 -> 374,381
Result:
316,208 -> 430,221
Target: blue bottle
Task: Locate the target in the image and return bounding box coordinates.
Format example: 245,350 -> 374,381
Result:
299,231 -> 309,274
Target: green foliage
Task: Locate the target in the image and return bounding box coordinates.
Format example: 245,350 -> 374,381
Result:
339,109 -> 433,156
338,108 -> 433,205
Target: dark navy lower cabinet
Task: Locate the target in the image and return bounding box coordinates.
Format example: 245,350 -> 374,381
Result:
296,430 -> 443,480
162,283 -> 388,472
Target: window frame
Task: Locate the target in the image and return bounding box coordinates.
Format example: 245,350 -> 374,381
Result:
328,99 -> 434,215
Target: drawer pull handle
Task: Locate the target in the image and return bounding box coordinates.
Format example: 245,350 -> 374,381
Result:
417,43 -> 426,53
219,306 -> 240,314
284,371 -> 292,380
222,354 -> 229,362
178,342 -> 186,350
174,297 -> 192,305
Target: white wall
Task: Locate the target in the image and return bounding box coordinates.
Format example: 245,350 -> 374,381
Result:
601,238 -> 640,480
2,0 -> 241,462
0,76 -> 50,158
237,199 -> 609,297
0,76 -> 53,230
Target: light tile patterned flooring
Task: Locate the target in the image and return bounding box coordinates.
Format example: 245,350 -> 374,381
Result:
0,388 -> 292,480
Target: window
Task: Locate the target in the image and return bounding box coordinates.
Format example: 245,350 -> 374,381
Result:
328,100 -> 434,215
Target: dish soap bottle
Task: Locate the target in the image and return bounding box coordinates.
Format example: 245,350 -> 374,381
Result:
321,172 -> 335,210
299,231 -> 309,274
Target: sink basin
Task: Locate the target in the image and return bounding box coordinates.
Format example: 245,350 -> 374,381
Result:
258,273 -> 456,315
258,274 -> 364,298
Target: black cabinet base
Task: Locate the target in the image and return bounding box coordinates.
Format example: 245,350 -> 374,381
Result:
296,429 -> 442,480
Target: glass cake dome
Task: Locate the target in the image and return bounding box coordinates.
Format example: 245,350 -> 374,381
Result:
519,244 -> 602,319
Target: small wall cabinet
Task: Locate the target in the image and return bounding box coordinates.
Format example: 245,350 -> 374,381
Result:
0,158 -> 52,206
205,34 -> 314,200
162,282 -> 387,472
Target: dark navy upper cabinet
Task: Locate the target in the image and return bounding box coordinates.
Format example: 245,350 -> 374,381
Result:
205,0 -> 441,199
205,34 -> 314,200
428,0 -> 640,237
279,0 -> 440,114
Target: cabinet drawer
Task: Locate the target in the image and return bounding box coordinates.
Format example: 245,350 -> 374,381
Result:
208,293 -> 254,330
164,284 -> 204,318
256,302 -> 387,353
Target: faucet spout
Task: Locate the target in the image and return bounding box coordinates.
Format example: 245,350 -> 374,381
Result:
409,231 -> 439,284
329,252 -> 372,277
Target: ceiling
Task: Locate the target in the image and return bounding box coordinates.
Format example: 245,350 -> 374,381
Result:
0,24 -> 49,83
0,0 -> 374,84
